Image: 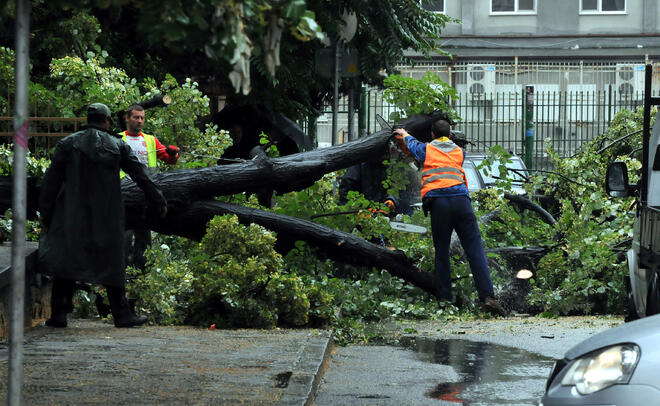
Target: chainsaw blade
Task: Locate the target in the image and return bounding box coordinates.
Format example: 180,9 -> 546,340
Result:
388,221 -> 427,234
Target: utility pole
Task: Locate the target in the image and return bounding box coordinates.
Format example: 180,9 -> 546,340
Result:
9,1 -> 30,405
332,40 -> 341,146
524,85 -> 535,169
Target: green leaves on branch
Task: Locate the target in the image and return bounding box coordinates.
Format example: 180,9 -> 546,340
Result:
383,72 -> 458,122
474,107 -> 648,316
46,54 -> 231,169
128,215 -> 333,328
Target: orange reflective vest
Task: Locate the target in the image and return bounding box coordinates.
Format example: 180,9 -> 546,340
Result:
420,139 -> 467,198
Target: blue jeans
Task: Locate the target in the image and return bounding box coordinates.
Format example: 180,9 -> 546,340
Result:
429,195 -> 494,301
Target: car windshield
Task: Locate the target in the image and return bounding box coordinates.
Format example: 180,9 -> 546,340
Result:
471,156 -> 527,186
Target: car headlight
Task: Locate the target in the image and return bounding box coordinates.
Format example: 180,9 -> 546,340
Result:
560,344 -> 640,395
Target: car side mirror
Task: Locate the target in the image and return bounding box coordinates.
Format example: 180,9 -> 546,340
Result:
606,162 -> 634,197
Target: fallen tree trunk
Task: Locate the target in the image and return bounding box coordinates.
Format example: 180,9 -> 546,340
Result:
144,200 -> 437,294
1,111 -> 549,309
2,131 -> 393,217
1,111 -> 450,216
120,128 -> 392,209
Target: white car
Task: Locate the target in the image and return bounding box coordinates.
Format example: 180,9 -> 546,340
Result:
466,152 -> 529,194
540,313 -> 660,405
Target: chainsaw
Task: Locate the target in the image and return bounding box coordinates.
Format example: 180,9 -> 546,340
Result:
310,209 -> 428,234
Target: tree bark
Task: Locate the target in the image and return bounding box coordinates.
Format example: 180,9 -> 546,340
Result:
504,193 -> 557,225
144,200 -> 437,294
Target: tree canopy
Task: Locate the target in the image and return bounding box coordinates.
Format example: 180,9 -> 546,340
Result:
0,0 -> 454,120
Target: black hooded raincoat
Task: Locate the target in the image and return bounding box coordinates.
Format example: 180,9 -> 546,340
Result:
38,125 -> 166,286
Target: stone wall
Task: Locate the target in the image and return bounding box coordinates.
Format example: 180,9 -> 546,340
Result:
0,242 -> 50,341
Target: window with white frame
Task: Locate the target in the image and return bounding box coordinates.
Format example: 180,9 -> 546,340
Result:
581,0 -> 626,13
420,0 -> 444,13
491,0 -> 536,14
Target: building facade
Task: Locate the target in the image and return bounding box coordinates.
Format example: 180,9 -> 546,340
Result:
408,0 -> 660,96
316,1 -> 660,167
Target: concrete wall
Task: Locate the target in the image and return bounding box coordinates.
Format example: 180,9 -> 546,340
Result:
440,0 -> 658,36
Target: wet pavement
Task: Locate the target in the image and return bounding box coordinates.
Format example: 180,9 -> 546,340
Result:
312,340 -> 553,406
405,338 -> 554,405
0,314 -> 621,405
0,319 -> 332,405
313,316 -> 622,406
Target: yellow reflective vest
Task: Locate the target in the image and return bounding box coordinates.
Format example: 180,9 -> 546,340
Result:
119,131 -> 157,178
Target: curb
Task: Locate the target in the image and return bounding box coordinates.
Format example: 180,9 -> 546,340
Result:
279,329 -> 334,405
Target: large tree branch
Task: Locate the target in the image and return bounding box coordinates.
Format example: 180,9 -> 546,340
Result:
504,193 -> 557,225
144,200 -> 436,295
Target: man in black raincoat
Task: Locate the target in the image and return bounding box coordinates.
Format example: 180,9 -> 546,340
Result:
39,103 -> 167,328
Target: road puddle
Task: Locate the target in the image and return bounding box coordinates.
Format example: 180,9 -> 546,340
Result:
399,337 -> 554,405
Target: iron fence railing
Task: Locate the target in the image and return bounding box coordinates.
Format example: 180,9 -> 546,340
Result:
314,87 -> 656,169
1,91 -> 86,157
2,87 -> 654,169
0,116 -> 86,157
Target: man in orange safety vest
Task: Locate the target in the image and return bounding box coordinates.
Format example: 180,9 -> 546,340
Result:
393,120 -> 506,316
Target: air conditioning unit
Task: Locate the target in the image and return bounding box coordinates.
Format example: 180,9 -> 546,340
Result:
566,84 -> 597,122
466,64 -> 496,99
615,63 -> 645,100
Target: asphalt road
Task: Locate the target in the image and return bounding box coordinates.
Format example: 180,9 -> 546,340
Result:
313,315 -> 623,406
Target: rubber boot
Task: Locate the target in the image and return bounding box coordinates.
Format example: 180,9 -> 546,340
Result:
45,278 -> 74,328
106,285 -> 148,328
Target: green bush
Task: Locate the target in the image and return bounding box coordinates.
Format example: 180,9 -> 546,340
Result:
128,215 -> 334,329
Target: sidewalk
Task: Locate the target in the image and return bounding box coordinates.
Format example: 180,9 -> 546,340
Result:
0,319 -> 333,405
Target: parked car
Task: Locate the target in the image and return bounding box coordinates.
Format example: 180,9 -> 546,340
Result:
462,158 -> 486,193
540,313 -> 660,405
466,152 -> 528,194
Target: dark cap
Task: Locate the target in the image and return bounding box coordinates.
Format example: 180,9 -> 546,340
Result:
87,103 -> 114,124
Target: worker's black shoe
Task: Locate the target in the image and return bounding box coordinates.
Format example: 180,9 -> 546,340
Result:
481,296 -> 507,317
106,285 -> 148,327
114,313 -> 148,328
45,314 -> 67,328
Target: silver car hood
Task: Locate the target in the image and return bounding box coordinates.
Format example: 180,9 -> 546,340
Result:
564,314 -> 660,360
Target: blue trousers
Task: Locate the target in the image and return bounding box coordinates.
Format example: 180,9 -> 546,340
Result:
428,195 -> 495,301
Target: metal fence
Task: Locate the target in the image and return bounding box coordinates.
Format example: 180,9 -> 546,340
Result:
1,87 -> 654,170
0,94 -> 86,157
315,87 -> 655,169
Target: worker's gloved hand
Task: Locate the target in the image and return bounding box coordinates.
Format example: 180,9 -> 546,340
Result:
166,145 -> 179,157
392,129 -> 410,155
383,195 -> 398,215
165,145 -> 179,164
